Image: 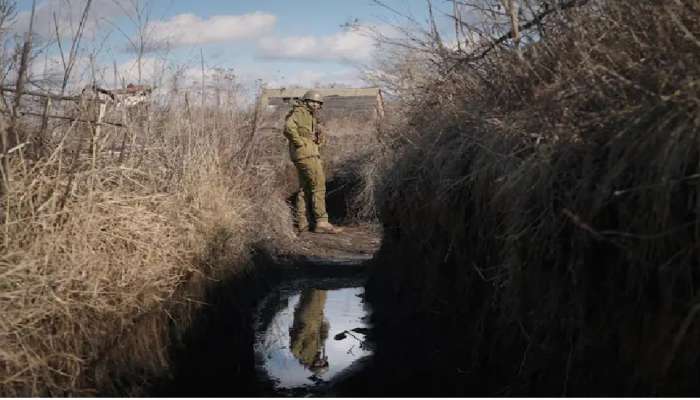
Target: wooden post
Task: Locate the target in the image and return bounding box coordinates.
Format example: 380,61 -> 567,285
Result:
35,96 -> 52,159
502,0 -> 522,57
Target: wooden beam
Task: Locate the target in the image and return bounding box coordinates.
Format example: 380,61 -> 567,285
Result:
260,87 -> 382,108
19,111 -> 126,127
1,86 -> 82,102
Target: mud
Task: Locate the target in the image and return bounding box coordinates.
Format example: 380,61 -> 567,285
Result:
268,224 -> 381,266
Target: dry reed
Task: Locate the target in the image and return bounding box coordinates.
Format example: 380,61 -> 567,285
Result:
0,90 -> 295,395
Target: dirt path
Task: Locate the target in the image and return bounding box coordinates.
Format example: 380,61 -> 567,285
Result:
260,223 -> 382,268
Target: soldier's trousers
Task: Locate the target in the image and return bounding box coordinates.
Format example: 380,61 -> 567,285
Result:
294,156 -> 328,228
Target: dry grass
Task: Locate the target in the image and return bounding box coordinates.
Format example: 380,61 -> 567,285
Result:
0,93 -> 295,395
368,0 -> 700,394
320,116 -> 386,221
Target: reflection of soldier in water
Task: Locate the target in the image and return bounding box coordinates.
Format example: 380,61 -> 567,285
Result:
289,288 -> 330,376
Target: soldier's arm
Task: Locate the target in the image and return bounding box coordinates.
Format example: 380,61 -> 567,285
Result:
315,122 -> 326,146
284,112 -> 305,148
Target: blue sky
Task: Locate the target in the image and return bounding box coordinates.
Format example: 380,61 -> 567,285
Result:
12,0 -> 455,90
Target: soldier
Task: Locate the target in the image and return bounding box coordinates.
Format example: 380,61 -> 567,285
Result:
284,90 -> 344,234
289,288 -> 330,376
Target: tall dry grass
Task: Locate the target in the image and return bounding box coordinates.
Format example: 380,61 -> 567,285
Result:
0,89 -> 295,395
367,0 -> 700,394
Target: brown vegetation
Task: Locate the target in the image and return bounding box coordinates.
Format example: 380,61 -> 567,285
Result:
365,0 -> 700,395
0,86 -> 295,395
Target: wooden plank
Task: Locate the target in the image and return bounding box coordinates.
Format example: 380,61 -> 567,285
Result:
1,86 -> 88,103
261,87 -> 382,108
18,111 -> 126,127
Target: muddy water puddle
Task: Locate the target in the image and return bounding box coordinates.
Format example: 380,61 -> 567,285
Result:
254,280 -> 372,395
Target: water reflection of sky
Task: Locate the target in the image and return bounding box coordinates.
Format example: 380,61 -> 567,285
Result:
255,287 -> 371,389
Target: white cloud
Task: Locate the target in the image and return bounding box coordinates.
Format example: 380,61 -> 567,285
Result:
25,53 -> 119,90
30,54 -> 82,84
256,26 -> 377,64
116,56 -> 169,86
13,0 -> 122,41
263,68 -> 364,89
146,12 -> 277,48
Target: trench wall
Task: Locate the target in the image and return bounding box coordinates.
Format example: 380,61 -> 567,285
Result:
362,1 -> 700,396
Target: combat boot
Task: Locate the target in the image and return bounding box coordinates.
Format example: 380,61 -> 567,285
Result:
314,221 -> 344,234
296,216 -> 309,234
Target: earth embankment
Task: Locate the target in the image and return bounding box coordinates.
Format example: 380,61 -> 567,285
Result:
357,0 -> 700,396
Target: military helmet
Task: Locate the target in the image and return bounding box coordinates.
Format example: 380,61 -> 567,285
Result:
302,89 -> 324,104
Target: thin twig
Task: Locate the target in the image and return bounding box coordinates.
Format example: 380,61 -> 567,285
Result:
662,302 -> 700,378
457,0 -> 589,63
58,0 -> 93,94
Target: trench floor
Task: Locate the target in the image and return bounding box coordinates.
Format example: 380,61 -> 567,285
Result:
159,223 -> 382,397
261,223 -> 382,267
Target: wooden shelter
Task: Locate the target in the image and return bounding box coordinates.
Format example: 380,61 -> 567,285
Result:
260,87 -> 384,123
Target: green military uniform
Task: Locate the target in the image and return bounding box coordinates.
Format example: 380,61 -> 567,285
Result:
284,103 -> 328,229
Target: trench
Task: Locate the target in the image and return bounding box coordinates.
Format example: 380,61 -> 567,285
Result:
151,226 -> 385,397
150,216 -> 478,397
149,222 -> 636,397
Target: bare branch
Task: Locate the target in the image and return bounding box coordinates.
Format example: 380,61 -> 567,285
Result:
459,0 -> 589,62
61,0 -> 93,94
53,13 -> 67,71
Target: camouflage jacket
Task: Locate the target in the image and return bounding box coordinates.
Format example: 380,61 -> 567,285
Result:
283,104 -> 321,161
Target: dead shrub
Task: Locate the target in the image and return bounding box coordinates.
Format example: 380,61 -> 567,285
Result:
368,0 -> 700,394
